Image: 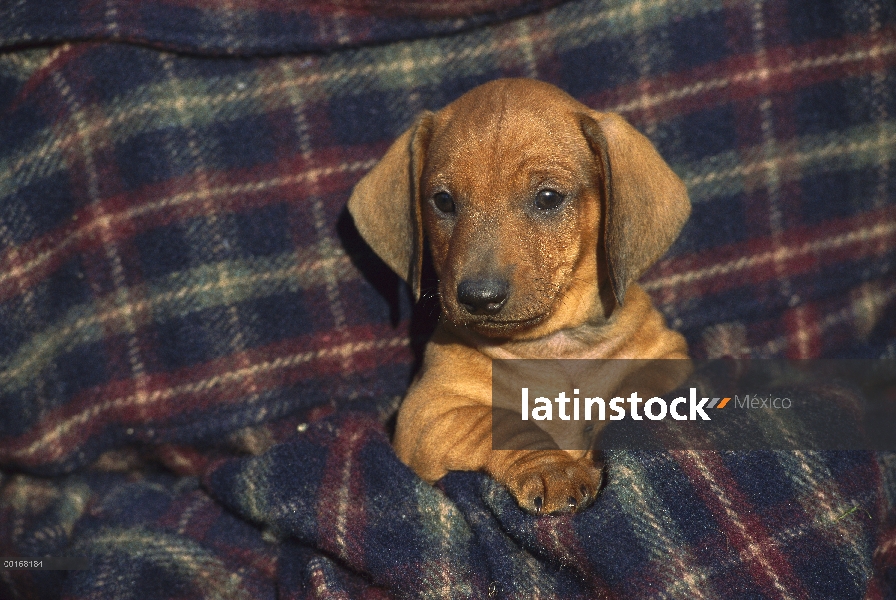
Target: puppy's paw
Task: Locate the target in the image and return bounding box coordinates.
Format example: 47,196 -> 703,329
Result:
501,451 -> 603,515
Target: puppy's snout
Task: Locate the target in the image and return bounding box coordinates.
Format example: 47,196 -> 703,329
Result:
457,278 -> 509,315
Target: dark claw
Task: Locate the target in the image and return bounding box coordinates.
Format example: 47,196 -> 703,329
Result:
567,496 -> 577,509
533,496 -> 543,514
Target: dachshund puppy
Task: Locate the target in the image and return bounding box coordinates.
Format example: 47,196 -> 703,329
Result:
348,79 -> 690,514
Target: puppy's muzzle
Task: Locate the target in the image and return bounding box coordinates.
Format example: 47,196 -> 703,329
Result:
457,278 -> 509,315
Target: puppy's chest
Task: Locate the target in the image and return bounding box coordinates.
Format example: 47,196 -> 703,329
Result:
485,328 -> 623,361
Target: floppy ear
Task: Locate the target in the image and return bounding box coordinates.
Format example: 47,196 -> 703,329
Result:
580,112 -> 690,305
348,112 -> 434,300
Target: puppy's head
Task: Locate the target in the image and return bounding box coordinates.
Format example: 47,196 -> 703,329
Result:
348,79 -> 689,340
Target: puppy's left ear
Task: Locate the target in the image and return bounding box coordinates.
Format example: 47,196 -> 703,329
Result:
348,112 -> 434,300
580,112 -> 690,305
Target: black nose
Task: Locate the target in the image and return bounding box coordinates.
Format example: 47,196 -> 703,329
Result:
457,278 -> 509,315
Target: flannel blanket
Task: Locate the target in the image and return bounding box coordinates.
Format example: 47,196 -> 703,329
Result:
1,0 -> 895,597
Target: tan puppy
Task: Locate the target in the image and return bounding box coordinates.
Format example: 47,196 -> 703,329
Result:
348,79 -> 690,514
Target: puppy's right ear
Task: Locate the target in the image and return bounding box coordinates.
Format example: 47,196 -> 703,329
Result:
580,112 -> 690,305
348,112 -> 434,300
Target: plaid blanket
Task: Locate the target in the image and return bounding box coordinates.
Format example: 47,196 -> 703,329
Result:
1,0 -> 895,597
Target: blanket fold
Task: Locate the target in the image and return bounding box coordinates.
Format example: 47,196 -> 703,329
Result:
0,0 -> 569,55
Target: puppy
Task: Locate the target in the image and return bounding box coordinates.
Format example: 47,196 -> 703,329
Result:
348,79 -> 690,514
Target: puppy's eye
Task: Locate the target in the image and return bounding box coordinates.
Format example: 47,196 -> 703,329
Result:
432,191 -> 456,214
534,189 -> 565,211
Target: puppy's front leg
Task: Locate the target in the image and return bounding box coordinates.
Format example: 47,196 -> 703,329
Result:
489,448 -> 603,515
395,396 -> 601,514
